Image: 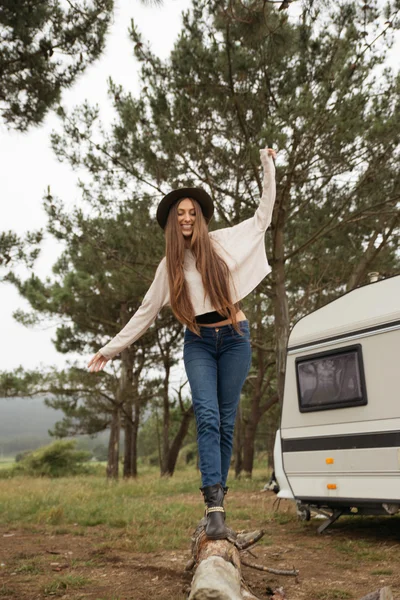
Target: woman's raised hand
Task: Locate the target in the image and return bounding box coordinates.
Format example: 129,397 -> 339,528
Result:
266,147 -> 277,160
88,351 -> 109,373
260,147 -> 277,164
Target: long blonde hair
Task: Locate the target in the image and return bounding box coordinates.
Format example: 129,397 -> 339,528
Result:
164,199 -> 240,334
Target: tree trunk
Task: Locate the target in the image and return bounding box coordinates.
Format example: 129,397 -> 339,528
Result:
155,322 -> 183,476
347,232 -> 379,291
242,394 -> 279,477
271,183 -> 290,406
189,553 -> 245,600
271,255 -> 290,406
242,412 -> 258,477
160,358 -> 171,476
124,356 -> 143,479
164,406 -> 193,476
123,414 -> 133,478
131,392 -> 141,478
155,407 -> 162,468
241,295 -> 275,478
117,305 -> 135,479
266,426 -> 275,474
106,404 -> 120,479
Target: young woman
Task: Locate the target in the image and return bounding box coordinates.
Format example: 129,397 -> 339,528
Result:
88,147 -> 277,539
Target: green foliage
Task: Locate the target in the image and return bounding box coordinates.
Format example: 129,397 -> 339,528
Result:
0,0 -> 114,130
0,230 -> 42,272
15,450 -> 31,463
0,367 -> 48,398
12,440 -> 92,477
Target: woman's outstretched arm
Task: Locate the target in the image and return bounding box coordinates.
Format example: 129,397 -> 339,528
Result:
209,147 -> 277,249
254,147 -> 277,231
88,258 -> 169,372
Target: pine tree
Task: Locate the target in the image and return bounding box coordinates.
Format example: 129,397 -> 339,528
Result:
0,0 -> 113,130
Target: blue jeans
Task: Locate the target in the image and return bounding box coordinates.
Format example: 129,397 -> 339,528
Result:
183,321 -> 252,488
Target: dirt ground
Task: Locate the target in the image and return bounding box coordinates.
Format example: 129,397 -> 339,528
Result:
1,492 -> 400,600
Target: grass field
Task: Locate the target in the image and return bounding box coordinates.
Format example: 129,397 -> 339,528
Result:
1,467 -> 400,599
0,458 -> 14,471
0,466 -> 268,551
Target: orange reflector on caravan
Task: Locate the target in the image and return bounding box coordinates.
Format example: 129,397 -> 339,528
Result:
327,484 -> 337,490
326,458 -> 334,464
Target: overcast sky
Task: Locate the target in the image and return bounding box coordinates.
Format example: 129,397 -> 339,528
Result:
1,0 -> 398,377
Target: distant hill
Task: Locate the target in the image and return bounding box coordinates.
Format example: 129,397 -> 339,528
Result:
0,397 -> 63,439
0,397 -> 108,456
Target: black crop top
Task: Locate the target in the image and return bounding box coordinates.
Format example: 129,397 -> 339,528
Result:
195,302 -> 242,324
195,310 -> 227,324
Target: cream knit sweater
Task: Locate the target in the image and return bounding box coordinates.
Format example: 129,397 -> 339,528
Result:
100,150 -> 276,359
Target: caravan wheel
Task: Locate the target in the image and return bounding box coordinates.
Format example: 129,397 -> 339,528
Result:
296,502 -> 311,521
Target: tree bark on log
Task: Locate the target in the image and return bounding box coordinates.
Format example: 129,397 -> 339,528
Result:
188,522 -> 282,600
187,520 -> 393,600
359,589 -> 393,600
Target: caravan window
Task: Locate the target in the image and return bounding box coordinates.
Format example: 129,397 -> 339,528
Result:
296,344 -> 367,412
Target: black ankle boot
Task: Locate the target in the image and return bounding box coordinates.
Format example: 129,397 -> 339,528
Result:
201,483 -> 228,540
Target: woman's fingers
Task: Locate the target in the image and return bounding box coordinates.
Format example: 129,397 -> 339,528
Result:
88,352 -> 108,372
88,352 -> 100,368
95,358 -> 106,372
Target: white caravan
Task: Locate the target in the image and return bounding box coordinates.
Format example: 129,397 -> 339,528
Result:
273,275 -> 400,532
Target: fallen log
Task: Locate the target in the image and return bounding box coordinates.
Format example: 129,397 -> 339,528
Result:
359,588 -> 393,600
187,519 -> 298,600
186,519 -> 393,600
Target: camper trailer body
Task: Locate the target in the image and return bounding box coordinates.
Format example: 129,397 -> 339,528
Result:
275,276 -> 400,521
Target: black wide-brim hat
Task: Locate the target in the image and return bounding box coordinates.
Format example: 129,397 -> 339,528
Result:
156,187 -> 214,230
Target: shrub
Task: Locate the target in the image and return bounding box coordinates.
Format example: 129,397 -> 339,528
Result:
15,450 -> 31,463
13,440 -> 92,477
